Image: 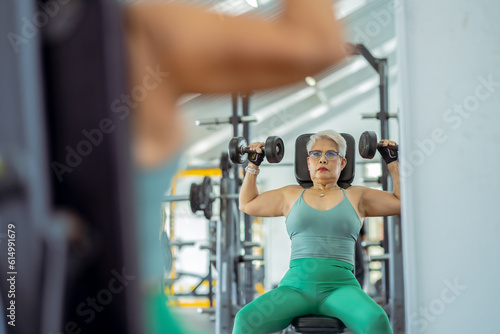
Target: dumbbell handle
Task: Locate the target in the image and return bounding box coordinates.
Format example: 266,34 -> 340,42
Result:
377,143 -> 398,151
240,146 -> 265,155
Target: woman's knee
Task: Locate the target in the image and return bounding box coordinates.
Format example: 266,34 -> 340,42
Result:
362,310 -> 392,334
233,298 -> 294,334
233,304 -> 268,334
233,309 -> 251,334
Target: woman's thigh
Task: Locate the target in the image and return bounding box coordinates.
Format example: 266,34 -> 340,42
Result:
318,285 -> 392,334
233,285 -> 314,334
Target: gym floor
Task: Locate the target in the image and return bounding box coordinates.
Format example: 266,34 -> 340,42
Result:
171,306 -> 216,334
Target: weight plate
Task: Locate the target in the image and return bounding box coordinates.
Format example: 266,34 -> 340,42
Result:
201,176 -> 213,209
228,137 -> 248,164
189,183 -> 199,213
359,131 -> 378,159
219,179 -> 228,224
204,202 -> 213,220
265,136 -> 285,163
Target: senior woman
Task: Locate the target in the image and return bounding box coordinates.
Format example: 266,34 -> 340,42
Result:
234,130 -> 400,334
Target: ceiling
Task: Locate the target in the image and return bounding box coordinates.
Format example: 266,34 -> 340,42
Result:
177,0 -> 399,167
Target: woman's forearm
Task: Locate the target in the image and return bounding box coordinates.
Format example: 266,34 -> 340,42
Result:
239,166 -> 259,209
388,161 -> 400,199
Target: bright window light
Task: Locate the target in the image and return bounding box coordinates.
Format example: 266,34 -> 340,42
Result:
305,76 -> 317,87
245,0 -> 259,8
365,163 -> 382,179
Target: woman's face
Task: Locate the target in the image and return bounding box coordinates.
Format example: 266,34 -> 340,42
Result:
307,138 -> 347,184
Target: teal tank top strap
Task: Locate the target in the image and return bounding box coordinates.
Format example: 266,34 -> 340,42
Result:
295,187 -> 306,203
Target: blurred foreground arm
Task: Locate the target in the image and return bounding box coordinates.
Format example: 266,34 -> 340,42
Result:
126,0 -> 346,94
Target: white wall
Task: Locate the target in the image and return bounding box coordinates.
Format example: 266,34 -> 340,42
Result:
396,1 -> 500,333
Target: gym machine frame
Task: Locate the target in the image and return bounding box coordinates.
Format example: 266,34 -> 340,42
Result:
193,92 -> 262,334
216,93 -> 261,334
350,43 -> 405,333
162,177 -> 241,309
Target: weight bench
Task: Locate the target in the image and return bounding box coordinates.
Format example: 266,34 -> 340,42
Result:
290,133 -> 356,334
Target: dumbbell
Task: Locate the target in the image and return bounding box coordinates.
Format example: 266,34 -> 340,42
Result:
228,136 -> 285,164
358,131 -> 398,159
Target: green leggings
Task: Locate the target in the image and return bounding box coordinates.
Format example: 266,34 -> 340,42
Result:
233,258 -> 392,334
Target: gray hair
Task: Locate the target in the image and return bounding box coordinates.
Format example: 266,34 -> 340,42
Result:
306,130 -> 346,157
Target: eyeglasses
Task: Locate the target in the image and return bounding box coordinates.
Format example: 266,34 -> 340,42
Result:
308,150 -> 342,161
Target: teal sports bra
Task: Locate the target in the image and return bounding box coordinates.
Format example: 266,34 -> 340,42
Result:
285,188 -> 362,266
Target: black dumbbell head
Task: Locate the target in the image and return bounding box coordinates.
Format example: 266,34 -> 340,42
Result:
359,131 -> 378,159
265,136 -> 285,163
228,137 -> 248,164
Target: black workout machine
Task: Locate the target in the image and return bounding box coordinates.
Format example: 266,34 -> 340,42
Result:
1,1 -> 142,334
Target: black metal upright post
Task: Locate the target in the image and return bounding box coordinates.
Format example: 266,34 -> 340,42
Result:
351,43 -> 405,333
377,58 -> 391,307
378,58 -> 390,190
215,93 -> 241,334
353,44 -> 390,304
241,93 -> 254,305
217,166 -> 237,334
230,93 -> 242,307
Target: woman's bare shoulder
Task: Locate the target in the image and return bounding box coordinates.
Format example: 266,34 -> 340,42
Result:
344,185 -> 367,199
346,185 -> 367,192
281,184 -> 304,193
280,185 -> 305,201
280,185 -> 304,217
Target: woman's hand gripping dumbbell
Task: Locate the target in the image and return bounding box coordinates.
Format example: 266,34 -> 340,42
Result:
359,131 -> 398,164
228,136 -> 285,166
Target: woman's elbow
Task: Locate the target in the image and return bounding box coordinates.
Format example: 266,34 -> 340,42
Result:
239,202 -> 250,214
238,203 -> 246,213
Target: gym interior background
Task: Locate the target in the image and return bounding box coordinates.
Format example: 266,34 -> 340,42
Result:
1,0 -> 499,334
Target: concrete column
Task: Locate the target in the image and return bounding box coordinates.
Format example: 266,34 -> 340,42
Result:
395,1 -> 500,333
